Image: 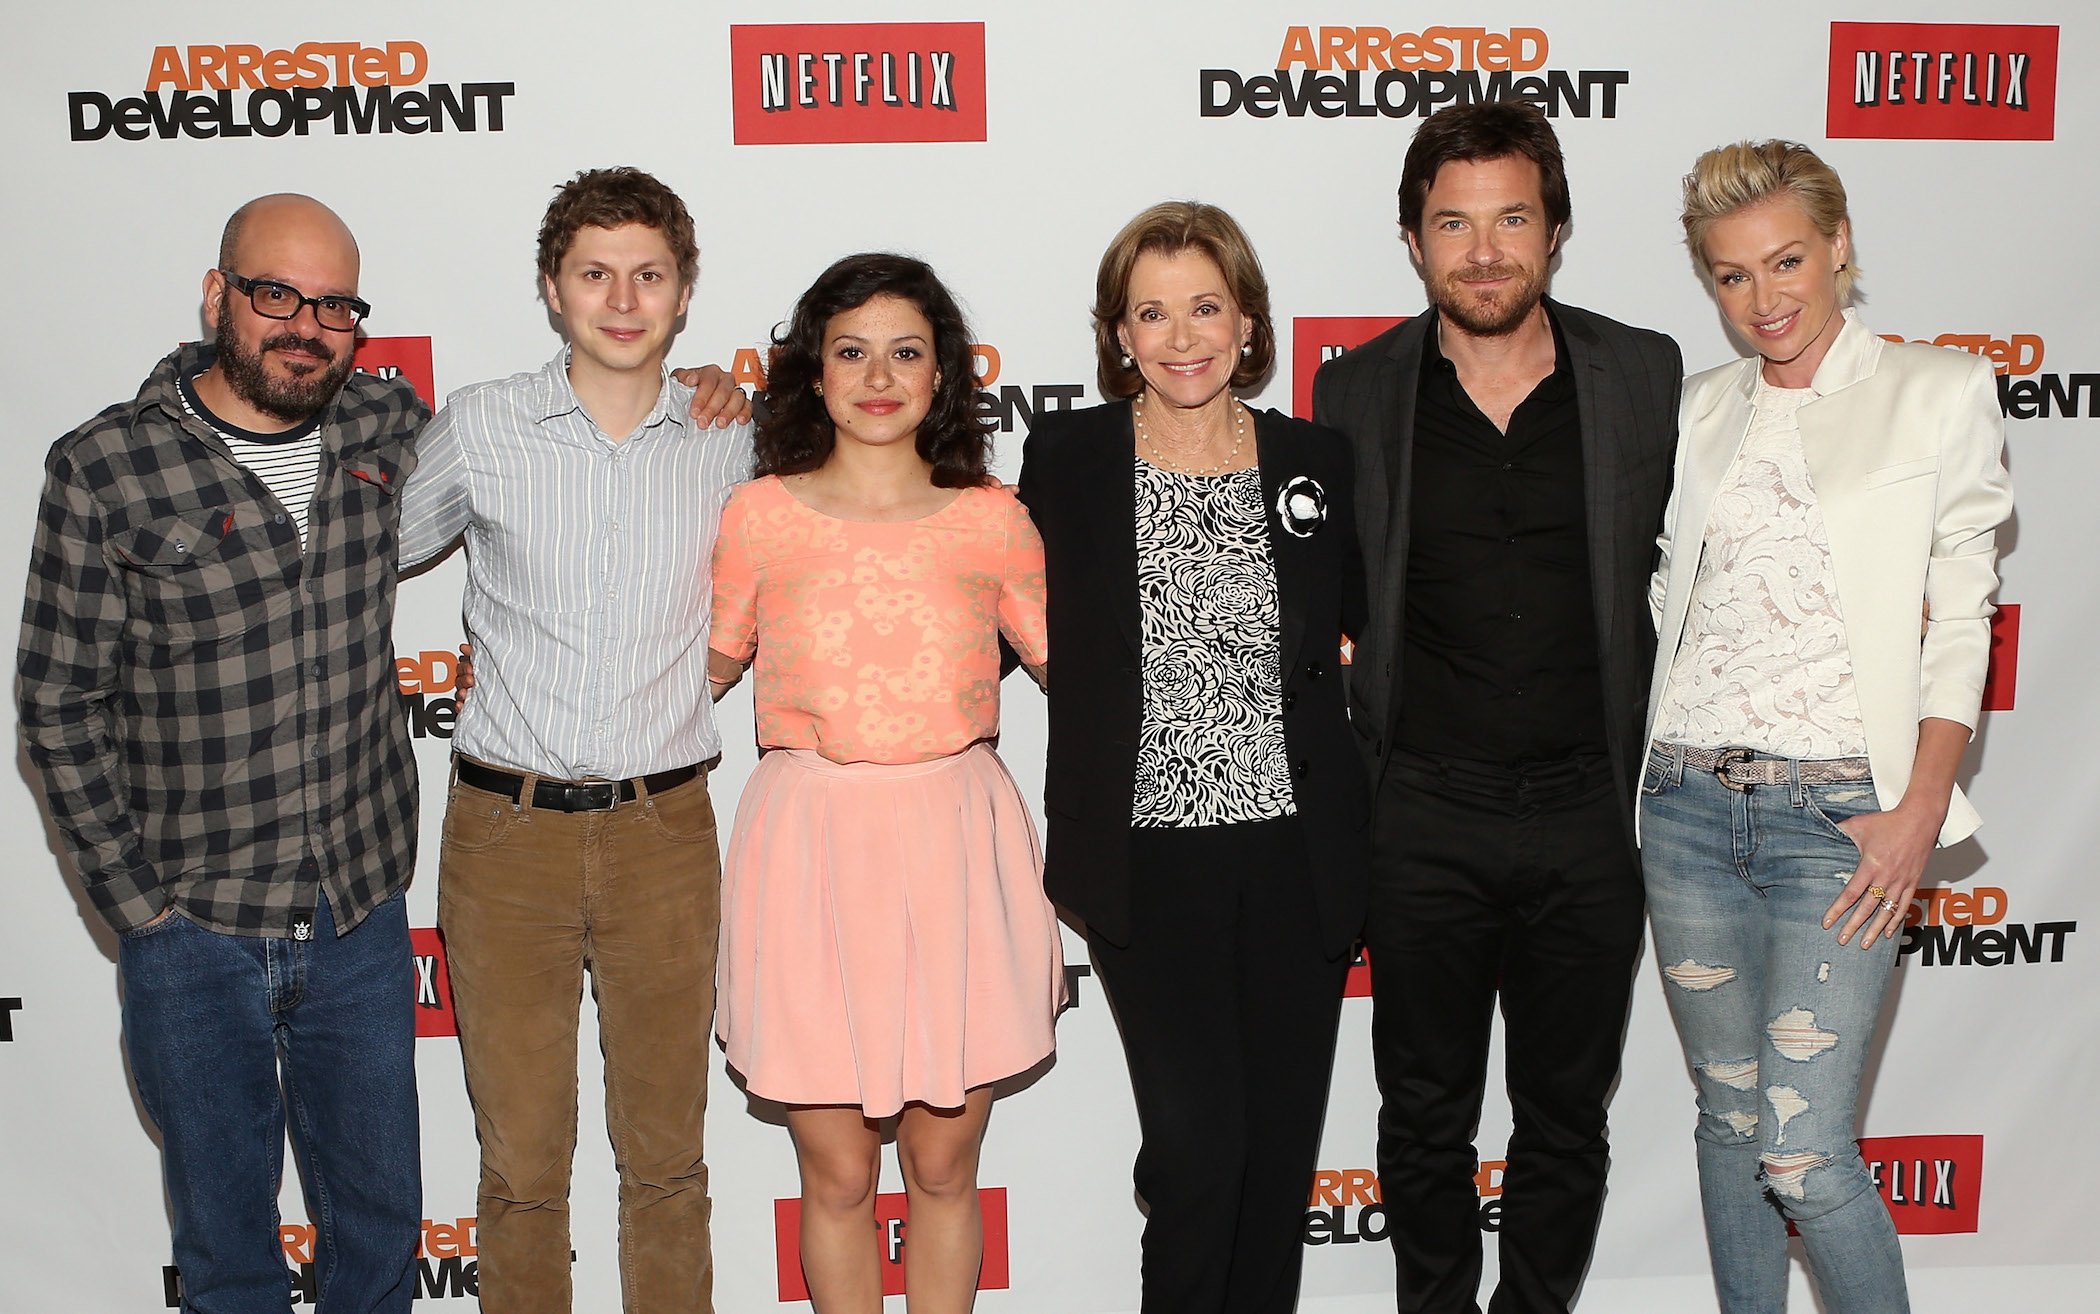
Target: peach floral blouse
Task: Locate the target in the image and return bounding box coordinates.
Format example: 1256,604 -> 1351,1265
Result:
710,475 -> 1049,765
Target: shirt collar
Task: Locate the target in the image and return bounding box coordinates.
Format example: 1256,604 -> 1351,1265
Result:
531,347 -> 689,437
1422,305 -> 1573,391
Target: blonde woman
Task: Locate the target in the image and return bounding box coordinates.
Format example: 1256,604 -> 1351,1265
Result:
1640,141 -> 2012,1312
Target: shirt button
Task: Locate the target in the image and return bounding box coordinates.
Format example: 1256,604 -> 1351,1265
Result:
1504,536 -> 1517,545
1293,760 -> 1310,779
1283,692 -> 1297,711
276,514 -> 288,525
310,661 -> 324,677
1501,462 -> 1514,471
310,743 -> 325,758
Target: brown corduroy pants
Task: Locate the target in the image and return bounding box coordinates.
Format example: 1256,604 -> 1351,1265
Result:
437,763 -> 721,1314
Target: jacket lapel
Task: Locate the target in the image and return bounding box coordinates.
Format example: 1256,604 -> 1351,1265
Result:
1078,400 -> 1143,657
1676,360 -> 1757,591
1365,319 -> 1429,666
1376,324 -> 1425,564
1561,306 -> 1622,655
1254,412 -> 1312,678
1794,312 -> 1888,505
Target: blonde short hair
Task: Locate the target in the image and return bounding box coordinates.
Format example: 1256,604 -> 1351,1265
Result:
1681,140 -> 1859,302
1091,201 -> 1275,402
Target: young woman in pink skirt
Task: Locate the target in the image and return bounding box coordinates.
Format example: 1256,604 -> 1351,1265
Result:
707,252 -> 1063,1313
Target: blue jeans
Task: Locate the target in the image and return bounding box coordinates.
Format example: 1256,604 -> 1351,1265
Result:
1639,744 -> 1907,1314
119,892 -> 421,1314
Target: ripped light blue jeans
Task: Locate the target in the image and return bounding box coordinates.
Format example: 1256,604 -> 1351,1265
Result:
1639,743 -> 1907,1314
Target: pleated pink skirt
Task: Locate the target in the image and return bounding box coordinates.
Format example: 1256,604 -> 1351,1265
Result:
717,742 -> 1065,1116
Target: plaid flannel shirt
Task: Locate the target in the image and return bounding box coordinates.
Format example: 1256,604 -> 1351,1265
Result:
17,342 -> 427,937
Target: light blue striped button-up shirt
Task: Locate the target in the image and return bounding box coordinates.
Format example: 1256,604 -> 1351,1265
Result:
399,350 -> 755,780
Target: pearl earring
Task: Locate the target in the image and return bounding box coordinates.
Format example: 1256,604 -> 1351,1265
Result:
1120,353 -> 1134,369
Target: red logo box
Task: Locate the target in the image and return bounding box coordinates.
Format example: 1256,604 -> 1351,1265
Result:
1860,1134 -> 1983,1234
1292,316 -> 1407,418
353,335 -> 436,408
731,23 -> 987,145
1827,23 -> 2058,140
774,1188 -> 1009,1299
410,927 -> 458,1039
1982,603 -> 2019,712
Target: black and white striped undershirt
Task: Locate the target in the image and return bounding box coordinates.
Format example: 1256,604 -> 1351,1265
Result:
178,374 -> 324,549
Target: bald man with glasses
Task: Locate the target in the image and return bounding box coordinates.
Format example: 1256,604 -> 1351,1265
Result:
18,193 -> 428,1314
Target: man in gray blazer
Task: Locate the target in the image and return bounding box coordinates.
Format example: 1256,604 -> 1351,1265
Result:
1312,103 -> 1681,1314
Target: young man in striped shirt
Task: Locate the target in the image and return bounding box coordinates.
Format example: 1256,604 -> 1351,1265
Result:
396,167 -> 753,1314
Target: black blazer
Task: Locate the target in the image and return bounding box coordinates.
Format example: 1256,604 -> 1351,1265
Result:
1017,400 -> 1370,956
1310,300 -> 1682,852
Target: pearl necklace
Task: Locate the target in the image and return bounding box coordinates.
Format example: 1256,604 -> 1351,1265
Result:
1134,396 -> 1248,477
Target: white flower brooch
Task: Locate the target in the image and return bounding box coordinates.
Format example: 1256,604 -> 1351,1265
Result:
1274,475 -> 1327,537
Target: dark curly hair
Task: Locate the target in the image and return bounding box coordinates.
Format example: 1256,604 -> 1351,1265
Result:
757,253 -> 991,489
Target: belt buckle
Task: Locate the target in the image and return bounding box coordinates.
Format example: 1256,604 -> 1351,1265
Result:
558,781 -> 620,812
1713,747 -> 1757,792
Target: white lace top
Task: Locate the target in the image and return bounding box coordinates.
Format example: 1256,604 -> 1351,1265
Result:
1652,378 -> 1869,759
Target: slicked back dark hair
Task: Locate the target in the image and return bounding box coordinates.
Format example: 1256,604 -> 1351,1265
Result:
1397,102 -> 1572,236
537,166 -> 699,287
757,253 -> 991,489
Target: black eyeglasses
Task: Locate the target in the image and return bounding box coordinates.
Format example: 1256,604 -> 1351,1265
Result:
219,270 -> 371,332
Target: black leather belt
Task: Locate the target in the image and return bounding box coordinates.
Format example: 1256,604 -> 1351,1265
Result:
454,757 -> 700,812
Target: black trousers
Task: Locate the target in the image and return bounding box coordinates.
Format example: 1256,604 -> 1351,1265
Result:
1367,749 -> 1646,1314
1089,815 -> 1350,1314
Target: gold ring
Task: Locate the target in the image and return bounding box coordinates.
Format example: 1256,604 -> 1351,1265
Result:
1865,885 -> 1888,898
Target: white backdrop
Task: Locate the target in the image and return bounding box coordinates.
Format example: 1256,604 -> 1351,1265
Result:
3,3 -> 2095,1310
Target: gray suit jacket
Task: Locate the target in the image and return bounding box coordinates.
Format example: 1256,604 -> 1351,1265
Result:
1311,299 -> 1681,850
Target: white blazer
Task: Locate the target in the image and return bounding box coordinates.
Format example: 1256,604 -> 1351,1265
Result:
1644,311 -> 2014,846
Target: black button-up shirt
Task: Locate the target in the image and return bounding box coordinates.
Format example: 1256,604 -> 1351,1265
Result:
17,341 -> 426,937
1396,312 -> 1606,762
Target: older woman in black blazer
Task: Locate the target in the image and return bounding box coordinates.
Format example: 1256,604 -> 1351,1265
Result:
1017,201 -> 1369,1314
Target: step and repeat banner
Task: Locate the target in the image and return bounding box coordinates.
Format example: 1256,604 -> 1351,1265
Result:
3,3 -> 2094,1310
